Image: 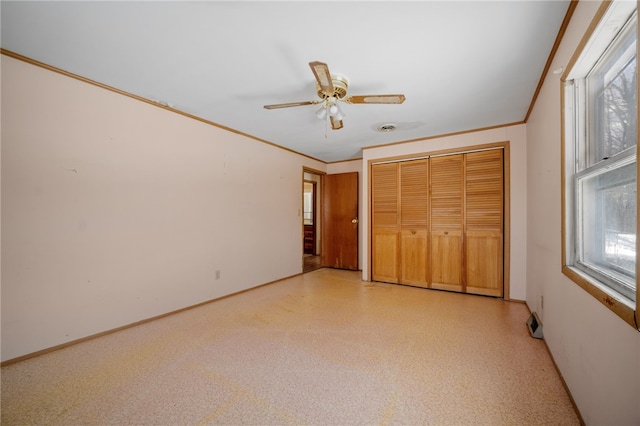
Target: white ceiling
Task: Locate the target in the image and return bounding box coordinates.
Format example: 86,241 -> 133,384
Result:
1,1 -> 570,163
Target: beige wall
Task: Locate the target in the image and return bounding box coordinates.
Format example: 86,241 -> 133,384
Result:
526,1 -> 640,424
362,124 -> 528,300
1,55 -> 326,361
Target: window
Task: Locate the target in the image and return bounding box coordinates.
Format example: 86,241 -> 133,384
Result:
563,1 -> 639,328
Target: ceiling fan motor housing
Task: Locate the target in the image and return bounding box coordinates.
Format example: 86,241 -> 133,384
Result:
317,74 -> 348,100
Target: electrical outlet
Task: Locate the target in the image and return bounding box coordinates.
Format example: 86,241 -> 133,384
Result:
215,270 -> 221,280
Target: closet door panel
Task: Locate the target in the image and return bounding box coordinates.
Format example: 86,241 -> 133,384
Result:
430,154 -> 464,290
372,163 -> 399,227
372,163 -> 399,283
399,160 -> 429,286
466,230 -> 502,296
430,230 -> 463,292
400,229 -> 429,287
372,229 -> 400,283
465,150 -> 503,297
400,160 -> 429,228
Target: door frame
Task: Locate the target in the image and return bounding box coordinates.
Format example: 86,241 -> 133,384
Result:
302,168 -> 325,267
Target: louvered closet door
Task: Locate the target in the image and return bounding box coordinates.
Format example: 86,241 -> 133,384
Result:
465,150 -> 503,297
430,154 -> 464,292
372,163 -> 399,283
399,160 -> 429,287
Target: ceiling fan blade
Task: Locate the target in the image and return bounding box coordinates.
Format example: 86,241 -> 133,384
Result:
330,116 -> 344,130
309,61 -> 334,97
263,100 -> 319,110
345,94 -> 406,104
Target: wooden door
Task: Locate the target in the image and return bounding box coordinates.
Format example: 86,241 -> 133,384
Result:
371,163 -> 399,282
430,154 -> 464,292
399,160 -> 429,287
465,150 -> 503,297
323,172 -> 358,270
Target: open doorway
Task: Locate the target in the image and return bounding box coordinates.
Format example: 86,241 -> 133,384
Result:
303,169 -> 323,273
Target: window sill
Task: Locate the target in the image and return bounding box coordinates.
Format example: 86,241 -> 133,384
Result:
562,265 -> 638,330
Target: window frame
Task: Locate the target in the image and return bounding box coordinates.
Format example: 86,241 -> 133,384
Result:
561,0 -> 639,330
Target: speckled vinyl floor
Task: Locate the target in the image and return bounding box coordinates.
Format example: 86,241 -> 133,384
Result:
1,269 -> 581,425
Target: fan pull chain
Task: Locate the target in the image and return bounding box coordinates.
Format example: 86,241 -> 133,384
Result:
324,100 -> 329,138
325,111 -> 329,138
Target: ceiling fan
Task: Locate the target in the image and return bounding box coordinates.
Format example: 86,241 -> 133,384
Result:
263,61 -> 406,130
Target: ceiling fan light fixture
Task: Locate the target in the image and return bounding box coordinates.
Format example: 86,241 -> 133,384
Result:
332,103 -> 345,120
315,106 -> 327,119
263,60 -> 405,133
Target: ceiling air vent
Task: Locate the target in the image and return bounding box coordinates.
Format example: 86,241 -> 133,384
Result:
377,123 -> 397,132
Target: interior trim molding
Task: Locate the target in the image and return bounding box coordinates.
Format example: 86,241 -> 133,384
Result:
523,0 -> 579,122
361,122 -> 524,152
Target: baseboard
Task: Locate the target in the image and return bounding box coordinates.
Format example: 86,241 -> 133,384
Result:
523,302 -> 585,426
1,272 -> 303,366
